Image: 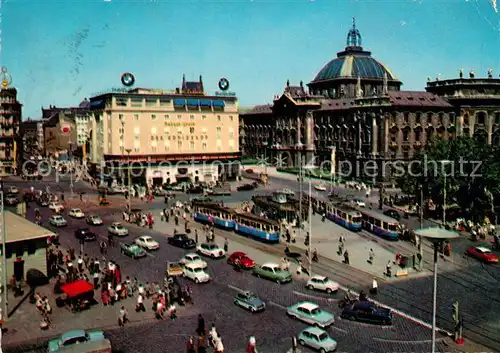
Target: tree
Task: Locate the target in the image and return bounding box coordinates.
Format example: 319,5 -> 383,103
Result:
398,137 -> 500,222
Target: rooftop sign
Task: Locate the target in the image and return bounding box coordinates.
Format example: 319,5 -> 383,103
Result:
215,91 -> 236,97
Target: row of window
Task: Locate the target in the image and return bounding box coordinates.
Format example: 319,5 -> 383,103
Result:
117,114 -> 234,122
120,144 -> 235,153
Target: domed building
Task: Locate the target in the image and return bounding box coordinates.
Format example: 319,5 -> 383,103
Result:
240,19 -> 500,180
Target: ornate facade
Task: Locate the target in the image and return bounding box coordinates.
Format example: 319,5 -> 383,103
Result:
241,20 -> 500,179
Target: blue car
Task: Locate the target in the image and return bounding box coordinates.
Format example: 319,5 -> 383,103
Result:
297,326 -> 338,353
341,301 -> 392,325
233,291 -> 266,312
48,329 -> 110,352
286,301 -> 335,328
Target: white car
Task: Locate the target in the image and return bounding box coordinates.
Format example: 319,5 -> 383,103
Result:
49,202 -> 64,213
86,215 -> 103,225
68,208 -> 85,219
7,186 -> 19,194
135,236 -> 160,250
350,199 -> 366,207
107,222 -> 129,237
183,263 -> 211,283
306,275 -> 340,294
49,215 -> 67,227
179,253 -> 207,269
197,243 -> 226,258
314,184 -> 327,191
281,188 -> 295,196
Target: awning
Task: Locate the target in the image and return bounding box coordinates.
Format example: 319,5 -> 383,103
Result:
173,99 -> 186,106
212,100 -> 225,107
199,99 -> 212,107
61,280 -> 94,298
187,99 -> 199,106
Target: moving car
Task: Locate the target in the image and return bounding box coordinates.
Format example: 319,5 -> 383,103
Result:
74,228 -> 97,241
179,253 -> 207,269
297,327 -> 338,353
5,195 -> 19,206
69,208 -> 85,219
86,215 -> 103,225
49,202 -> 64,213
108,222 -> 129,237
7,186 -> 19,194
49,215 -> 67,227
306,275 -> 340,294
227,252 -> 256,269
135,235 -> 160,250
286,302 -> 335,328
252,263 -> 292,284
167,233 -> 196,249
465,246 -> 499,263
183,262 -> 211,283
233,291 -> 265,312
166,261 -> 184,277
48,329 -> 111,353
341,301 -> 393,325
314,184 -> 327,191
197,243 -> 226,258
383,209 -> 401,221
120,243 -> 147,259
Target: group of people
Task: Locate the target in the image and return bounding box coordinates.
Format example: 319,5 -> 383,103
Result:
185,315 -> 225,353
123,210 -> 155,228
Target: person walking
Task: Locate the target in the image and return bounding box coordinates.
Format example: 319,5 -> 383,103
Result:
118,306 -> 128,326
223,238 -> 228,253
370,277 -> 378,295
368,248 -> 375,264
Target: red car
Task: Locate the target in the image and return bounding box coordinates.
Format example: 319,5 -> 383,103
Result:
465,246 -> 499,263
227,252 -> 256,269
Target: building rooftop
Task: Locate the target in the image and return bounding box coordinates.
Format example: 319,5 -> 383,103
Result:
5,211 -> 56,243
387,91 -> 453,107
239,104 -> 273,115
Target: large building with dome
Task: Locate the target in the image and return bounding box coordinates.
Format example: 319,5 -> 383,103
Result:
240,19 -> 500,180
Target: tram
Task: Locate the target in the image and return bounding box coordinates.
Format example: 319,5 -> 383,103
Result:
325,202 -> 362,231
233,212 -> 280,243
192,202 -> 235,230
357,208 -> 400,240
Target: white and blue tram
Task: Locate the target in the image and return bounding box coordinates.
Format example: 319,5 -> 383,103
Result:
234,212 -> 280,244
325,202 -> 362,231
192,202 -> 235,230
357,208 -> 400,240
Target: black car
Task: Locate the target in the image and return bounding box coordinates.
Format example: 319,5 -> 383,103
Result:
74,228 -> 97,241
167,233 -> 196,249
341,301 -> 392,325
383,209 -> 401,221
237,183 -> 256,191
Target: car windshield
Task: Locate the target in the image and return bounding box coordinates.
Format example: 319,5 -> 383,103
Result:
310,308 -> 321,315
73,209 -> 82,212
317,332 -> 328,341
189,255 -> 200,261
193,268 -> 204,273
144,237 -> 153,242
479,248 -> 491,254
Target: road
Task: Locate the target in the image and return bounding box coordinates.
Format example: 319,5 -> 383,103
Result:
2,183 -> 447,353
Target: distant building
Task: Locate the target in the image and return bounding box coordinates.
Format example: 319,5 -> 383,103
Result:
0,87 -> 22,176
240,19 -> 500,180
20,118 -> 44,156
88,75 -> 241,185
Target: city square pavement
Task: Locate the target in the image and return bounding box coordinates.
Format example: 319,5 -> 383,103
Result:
1,195 -> 458,353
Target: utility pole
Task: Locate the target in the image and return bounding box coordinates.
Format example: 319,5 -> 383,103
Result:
126,149 -> 132,212
419,185 -> 424,271
0,191 -> 7,322
298,155 -> 303,230
69,140 -> 74,198
308,169 -> 312,277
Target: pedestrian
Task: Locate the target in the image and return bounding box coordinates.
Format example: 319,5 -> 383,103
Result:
93,271 -> 100,289
196,314 -> 205,336
186,336 -> 196,353
368,248 -> 374,264
118,306 -> 128,326
214,334 -> 224,353
370,277 -> 378,295
195,229 -> 199,244
343,250 -> 350,265
136,294 -> 145,312
386,261 -> 392,277
223,238 -> 228,253
77,256 -> 84,272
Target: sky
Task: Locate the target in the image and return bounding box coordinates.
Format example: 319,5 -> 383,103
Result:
2,0 -> 499,119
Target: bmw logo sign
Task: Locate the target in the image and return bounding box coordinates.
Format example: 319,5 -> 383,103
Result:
218,78 -> 230,91
121,72 -> 135,87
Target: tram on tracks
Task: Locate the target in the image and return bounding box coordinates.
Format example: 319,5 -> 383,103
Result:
233,212 -> 280,244
325,202 -> 362,231
192,202 -> 235,230
357,208 -> 400,240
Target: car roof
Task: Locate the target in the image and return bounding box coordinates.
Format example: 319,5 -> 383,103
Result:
302,326 -> 327,336
476,246 -> 491,252
261,262 -> 279,268
231,251 -> 247,257
184,262 -> 205,269
297,302 -> 319,311
185,253 -> 199,257
141,235 -> 152,239
311,275 -> 327,281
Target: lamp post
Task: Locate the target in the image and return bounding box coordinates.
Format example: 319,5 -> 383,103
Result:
413,227 -> 458,353
298,154 -> 303,230
441,160 -> 451,225
68,140 -> 74,198
307,167 -> 313,277
262,141 -> 268,175
0,191 -> 7,322
126,149 -> 132,212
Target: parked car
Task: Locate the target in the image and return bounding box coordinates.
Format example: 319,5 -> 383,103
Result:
287,302 -> 335,328
166,261 -> 184,277
49,202 -> 64,213
197,243 -> 226,258
252,263 -> 292,284
465,246 -> 499,263
183,262 -> 211,283
297,327 -> 338,353
74,228 -> 97,241
383,209 -> 401,221
135,235 -> 160,250
86,214 -> 103,225
227,252 -> 256,269
306,275 -> 339,294
179,253 -> 207,269
233,291 -> 265,312
341,301 -> 392,325
120,243 -> 147,259
167,233 -> 196,249
237,183 -> 256,191
5,195 -> 19,206
69,208 -> 85,219
48,329 -> 111,353
49,215 -> 67,227
108,222 -> 129,237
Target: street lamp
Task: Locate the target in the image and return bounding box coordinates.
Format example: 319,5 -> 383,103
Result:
306,166 -> 313,277
68,140 -> 74,198
413,227 -> 458,353
441,160 -> 452,225
125,149 -> 132,212
262,141 -> 268,175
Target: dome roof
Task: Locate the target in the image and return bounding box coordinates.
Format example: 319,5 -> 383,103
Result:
311,18 -> 398,83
